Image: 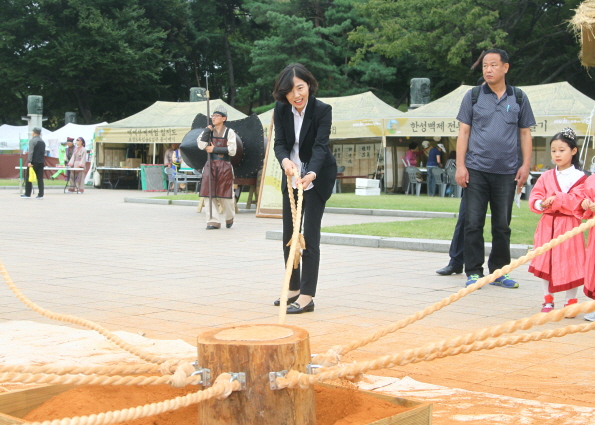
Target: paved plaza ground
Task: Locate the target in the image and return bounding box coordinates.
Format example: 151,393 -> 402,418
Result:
1,188 -> 594,422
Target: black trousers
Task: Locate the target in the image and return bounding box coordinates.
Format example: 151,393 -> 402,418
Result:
448,192 -> 465,269
25,162 -> 44,197
282,188 -> 326,297
464,168 -> 516,276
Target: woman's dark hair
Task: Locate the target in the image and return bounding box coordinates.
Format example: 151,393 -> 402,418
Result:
77,137 -> 86,147
408,141 -> 417,150
272,63 -> 318,104
550,127 -> 580,169
448,151 -> 456,160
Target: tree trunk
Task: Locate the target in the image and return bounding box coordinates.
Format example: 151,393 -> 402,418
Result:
196,324 -> 315,425
223,34 -> 236,106
74,89 -> 92,123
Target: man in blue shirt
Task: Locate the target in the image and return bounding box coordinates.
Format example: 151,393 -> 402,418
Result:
455,49 -> 535,288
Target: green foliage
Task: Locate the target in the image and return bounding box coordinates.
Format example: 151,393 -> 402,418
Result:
0,0 -> 592,126
350,0 -> 507,83
349,0 -> 591,97
252,102 -> 275,115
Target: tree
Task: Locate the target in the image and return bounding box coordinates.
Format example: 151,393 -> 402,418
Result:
349,0 -> 593,99
249,11 -> 339,96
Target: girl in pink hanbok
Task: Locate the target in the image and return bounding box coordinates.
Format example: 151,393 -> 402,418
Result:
574,162 -> 595,322
528,128 -> 586,315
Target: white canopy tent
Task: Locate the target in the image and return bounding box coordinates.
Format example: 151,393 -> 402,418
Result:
45,122 -> 107,157
94,100 -> 247,167
258,91 -> 403,140
0,125 -> 53,152
387,82 -> 595,138
384,82 -> 595,190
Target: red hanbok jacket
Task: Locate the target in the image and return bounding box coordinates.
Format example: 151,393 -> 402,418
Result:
528,169 -> 586,293
574,174 -> 595,299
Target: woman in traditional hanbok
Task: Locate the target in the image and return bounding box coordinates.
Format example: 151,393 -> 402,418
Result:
528,128 -> 586,315
68,137 -> 88,193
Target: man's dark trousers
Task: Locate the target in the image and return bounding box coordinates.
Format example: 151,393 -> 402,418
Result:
282,188 -> 326,297
464,168 -> 516,276
25,163 -> 44,197
448,193 -> 465,269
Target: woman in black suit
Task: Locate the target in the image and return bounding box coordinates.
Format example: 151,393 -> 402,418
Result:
272,63 -> 338,314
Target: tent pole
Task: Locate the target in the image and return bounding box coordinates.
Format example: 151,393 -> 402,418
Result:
153,143 -> 156,164
382,136 -> 387,194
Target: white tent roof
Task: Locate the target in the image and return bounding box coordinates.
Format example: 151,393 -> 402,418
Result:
259,91 -> 403,139
0,125 -> 53,150
95,100 -> 247,145
47,122 -> 107,144
44,122 -> 107,156
392,82 -> 595,137
101,100 -> 246,129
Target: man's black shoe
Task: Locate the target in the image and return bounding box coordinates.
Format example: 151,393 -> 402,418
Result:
436,265 -> 463,275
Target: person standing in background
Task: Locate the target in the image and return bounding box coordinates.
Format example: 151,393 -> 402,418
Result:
455,48 -> 535,288
21,127 -> 45,200
68,137 -> 88,194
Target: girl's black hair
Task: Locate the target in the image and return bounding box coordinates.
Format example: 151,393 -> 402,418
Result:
550,127 -> 580,170
272,63 -> 318,104
408,141 -> 418,150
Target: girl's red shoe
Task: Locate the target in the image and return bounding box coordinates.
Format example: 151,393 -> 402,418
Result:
541,294 -> 554,313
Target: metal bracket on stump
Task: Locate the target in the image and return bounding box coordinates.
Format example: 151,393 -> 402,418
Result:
191,361 -> 211,386
269,370 -> 287,390
229,372 -> 247,391
306,364 -> 322,375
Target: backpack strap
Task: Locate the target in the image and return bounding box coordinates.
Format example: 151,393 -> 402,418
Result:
513,86 -> 524,106
473,85 -> 524,106
471,85 -> 481,105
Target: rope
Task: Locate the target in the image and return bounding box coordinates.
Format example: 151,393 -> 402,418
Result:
313,216 -> 595,366
0,259 -> 193,370
25,373 -> 241,425
278,169 -> 305,324
0,371 -> 202,388
0,364 -> 160,376
276,302 -> 595,389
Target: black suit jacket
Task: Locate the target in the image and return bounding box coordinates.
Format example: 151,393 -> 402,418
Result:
273,96 -> 337,201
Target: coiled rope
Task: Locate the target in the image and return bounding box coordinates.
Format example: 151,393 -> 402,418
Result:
312,216 -> 595,367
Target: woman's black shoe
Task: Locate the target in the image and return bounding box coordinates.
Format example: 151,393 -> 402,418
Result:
273,294 -> 299,306
286,300 -> 315,314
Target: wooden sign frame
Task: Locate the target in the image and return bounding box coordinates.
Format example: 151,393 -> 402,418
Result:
256,113 -> 283,218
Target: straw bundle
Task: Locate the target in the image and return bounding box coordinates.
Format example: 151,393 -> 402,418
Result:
570,0 -> 595,67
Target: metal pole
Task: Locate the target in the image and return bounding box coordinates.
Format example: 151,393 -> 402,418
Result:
19,157 -> 23,195
206,72 -> 213,220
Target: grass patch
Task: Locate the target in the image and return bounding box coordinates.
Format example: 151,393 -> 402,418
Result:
149,191 -> 541,244
326,193 -> 463,212
0,178 -> 66,186
322,198 -> 540,245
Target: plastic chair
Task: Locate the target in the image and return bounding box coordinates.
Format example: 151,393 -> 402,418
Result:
431,167 -> 447,197
165,167 -> 188,195
334,165 -> 345,194
405,166 -> 426,196
446,166 -> 462,198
